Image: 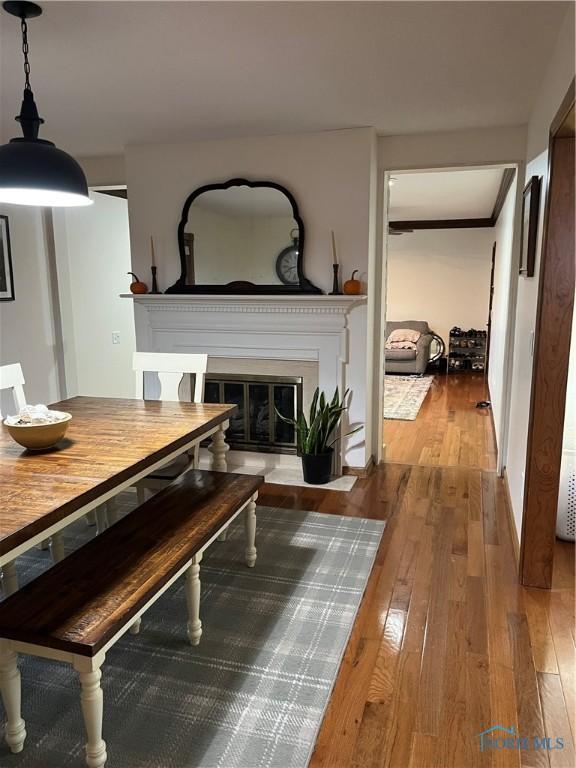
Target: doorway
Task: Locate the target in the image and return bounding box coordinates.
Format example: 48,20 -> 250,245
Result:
381,165 -> 517,470
52,186 -> 136,399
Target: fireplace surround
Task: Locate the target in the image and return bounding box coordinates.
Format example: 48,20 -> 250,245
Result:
125,293 -> 367,469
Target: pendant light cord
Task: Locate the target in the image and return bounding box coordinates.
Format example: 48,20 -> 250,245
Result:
21,16 -> 32,90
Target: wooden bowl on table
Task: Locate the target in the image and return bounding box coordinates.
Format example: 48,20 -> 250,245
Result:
4,413 -> 72,450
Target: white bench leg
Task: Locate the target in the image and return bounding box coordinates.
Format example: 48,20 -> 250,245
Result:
2,561 -> 19,596
50,532 -> 65,563
185,554 -> 202,646
76,664 -> 107,768
105,499 -> 118,527
0,642 -> 26,754
245,499 -> 257,567
129,618 -> 142,635
209,424 -> 229,472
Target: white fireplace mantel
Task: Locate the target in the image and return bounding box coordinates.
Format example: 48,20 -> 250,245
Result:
124,293 -> 367,467
121,294 -> 365,312
124,296 -> 366,380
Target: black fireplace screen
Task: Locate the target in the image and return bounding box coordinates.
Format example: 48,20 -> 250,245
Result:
201,373 -> 303,454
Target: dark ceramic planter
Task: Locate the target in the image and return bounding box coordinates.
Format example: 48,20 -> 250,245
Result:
302,450 -> 333,485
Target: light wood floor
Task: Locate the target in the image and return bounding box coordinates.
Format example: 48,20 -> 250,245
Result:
258,373 -> 575,767
383,373 -> 497,470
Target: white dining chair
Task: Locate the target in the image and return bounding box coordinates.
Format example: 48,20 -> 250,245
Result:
0,362 -> 26,419
132,352 -> 208,502
124,352 -> 210,635
0,363 -> 64,595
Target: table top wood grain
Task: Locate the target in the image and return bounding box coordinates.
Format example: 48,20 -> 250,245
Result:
0,397 -> 236,558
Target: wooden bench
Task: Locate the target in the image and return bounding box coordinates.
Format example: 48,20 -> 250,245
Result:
0,469 -> 263,768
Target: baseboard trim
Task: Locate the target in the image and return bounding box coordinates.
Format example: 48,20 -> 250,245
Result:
484,380 -> 501,470
343,456 -> 375,478
502,468 -> 520,566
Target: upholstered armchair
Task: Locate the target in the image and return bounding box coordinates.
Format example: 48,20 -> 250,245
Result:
384,320 -> 437,375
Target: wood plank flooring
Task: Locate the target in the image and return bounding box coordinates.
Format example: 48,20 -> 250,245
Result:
257,374 -> 575,767
383,373 -> 497,470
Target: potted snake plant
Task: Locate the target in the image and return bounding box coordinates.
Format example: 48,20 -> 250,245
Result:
276,387 -> 361,485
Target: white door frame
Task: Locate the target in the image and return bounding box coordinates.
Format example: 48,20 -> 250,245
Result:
373,162 -> 523,473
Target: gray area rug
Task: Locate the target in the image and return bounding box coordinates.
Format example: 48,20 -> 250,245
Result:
0,493 -> 384,768
384,374 -> 434,420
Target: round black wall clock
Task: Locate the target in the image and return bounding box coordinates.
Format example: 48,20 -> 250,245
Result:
275,230 -> 299,285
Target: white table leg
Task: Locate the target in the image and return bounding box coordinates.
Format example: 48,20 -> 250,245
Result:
76,665 -> 107,768
185,554 -> 202,646
50,532 -> 65,563
245,498 -> 257,568
208,423 -> 229,472
0,642 -> 26,754
106,499 -> 118,527
2,561 -> 19,596
95,506 -> 108,535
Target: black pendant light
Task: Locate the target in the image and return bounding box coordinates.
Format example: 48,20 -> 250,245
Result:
0,1 -> 91,207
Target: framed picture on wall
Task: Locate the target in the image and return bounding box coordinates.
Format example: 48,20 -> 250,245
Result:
519,175 -> 541,278
0,215 -> 15,301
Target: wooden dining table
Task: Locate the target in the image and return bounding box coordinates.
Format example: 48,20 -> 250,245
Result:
0,397 -> 236,593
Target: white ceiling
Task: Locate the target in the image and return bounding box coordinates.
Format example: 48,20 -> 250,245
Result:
0,2 -> 568,156
389,168 -> 506,220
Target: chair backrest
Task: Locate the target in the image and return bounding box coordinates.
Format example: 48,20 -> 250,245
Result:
132,352 -> 208,403
0,363 -> 27,419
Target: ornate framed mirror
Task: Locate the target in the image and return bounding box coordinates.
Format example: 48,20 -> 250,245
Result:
166,178 -> 322,294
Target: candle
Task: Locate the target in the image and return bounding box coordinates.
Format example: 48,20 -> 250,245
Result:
150,235 -> 156,267
331,230 -> 338,265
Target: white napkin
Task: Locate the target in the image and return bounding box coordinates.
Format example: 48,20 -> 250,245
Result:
5,404 -> 68,426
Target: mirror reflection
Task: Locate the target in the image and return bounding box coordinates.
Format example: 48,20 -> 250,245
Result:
183,186 -> 300,287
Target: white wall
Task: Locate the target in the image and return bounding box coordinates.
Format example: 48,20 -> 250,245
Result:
488,181 -> 518,456
125,128 -> 377,467
0,205 -> 61,414
53,192 -> 136,399
504,1 -> 575,541
387,228 -> 494,346
126,129 -> 375,294
78,155 -> 126,188
505,151 -> 548,536
378,125 -> 527,171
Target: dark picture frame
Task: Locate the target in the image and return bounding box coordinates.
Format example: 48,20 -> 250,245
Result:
519,176 -> 541,278
166,177 -> 321,295
0,215 -> 15,302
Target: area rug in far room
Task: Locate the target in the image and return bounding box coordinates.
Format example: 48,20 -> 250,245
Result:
3,494 -> 385,768
384,374 -> 434,420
